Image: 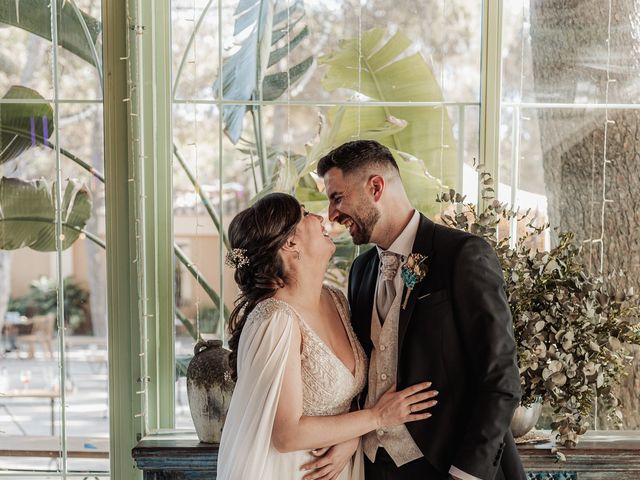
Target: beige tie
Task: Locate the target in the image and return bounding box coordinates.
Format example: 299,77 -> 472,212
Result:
376,252 -> 401,323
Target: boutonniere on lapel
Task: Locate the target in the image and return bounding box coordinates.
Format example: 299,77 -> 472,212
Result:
400,253 -> 429,309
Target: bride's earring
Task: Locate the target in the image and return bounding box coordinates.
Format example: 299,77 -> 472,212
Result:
294,250 -> 301,260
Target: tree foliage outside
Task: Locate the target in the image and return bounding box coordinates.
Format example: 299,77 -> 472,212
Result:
8,276 -> 91,334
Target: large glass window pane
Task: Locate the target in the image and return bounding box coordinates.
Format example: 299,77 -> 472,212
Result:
57,0 -> 103,101
0,32 -> 52,97
171,0 -> 483,428
173,0 -> 482,103
59,104 -> 109,473
0,0 -> 108,476
0,137 -> 63,473
171,0 -> 220,102
173,102 -> 225,428
501,0 -> 640,432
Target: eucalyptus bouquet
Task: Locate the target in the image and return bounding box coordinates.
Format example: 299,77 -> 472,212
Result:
436,174 -> 640,446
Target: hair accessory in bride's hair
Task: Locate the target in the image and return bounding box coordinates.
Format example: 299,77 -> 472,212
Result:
225,248 -> 250,269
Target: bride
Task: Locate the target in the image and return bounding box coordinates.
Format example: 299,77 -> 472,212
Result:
218,193 -> 438,480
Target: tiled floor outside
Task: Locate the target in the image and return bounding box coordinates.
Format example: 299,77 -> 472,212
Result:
0,336 -> 196,478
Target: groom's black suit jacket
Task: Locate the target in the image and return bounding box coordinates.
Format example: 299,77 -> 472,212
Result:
348,214 -> 526,480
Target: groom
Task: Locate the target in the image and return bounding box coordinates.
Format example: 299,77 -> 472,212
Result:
309,140 -> 525,480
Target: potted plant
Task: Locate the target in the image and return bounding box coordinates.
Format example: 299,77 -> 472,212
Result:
436,174 -> 640,447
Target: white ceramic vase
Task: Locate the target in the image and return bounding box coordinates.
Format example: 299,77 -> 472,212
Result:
510,400 -> 543,438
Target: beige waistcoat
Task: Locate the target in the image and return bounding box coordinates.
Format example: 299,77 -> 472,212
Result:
362,286 -> 423,466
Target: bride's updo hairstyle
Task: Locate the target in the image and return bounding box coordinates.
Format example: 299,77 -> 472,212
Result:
226,192 -> 302,381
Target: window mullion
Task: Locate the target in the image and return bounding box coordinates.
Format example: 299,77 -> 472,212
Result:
153,0 -> 176,429
479,0 -> 504,210
103,0 -> 144,478
139,0 -> 176,430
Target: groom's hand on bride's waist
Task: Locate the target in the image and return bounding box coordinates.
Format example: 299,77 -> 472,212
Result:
300,437 -> 360,480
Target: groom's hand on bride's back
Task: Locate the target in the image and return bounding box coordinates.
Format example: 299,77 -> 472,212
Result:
300,437 -> 360,480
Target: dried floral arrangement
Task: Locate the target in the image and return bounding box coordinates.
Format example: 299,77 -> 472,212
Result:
436,173 -> 640,446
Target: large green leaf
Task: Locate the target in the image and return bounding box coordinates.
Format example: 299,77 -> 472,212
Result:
0,177 -> 92,251
0,86 -> 54,165
0,0 -> 102,68
250,107 -> 409,216
303,108 -> 408,178
249,109 -> 408,210
295,176 -> 330,213
319,28 -> 458,216
213,0 -> 312,143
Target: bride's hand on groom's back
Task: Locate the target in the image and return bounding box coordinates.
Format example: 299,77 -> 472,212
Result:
299,438 -> 360,480
372,382 -> 438,428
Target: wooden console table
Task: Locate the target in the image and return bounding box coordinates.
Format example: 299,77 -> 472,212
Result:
519,431 -> 640,480
132,430 -> 640,479
132,430 -> 218,480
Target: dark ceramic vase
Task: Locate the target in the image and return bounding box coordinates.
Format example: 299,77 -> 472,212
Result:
186,339 -> 235,443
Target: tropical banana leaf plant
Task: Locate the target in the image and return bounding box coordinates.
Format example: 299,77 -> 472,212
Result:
1,86 -> 105,181
2,0 -> 310,332
246,106 -> 410,211
213,0 -> 313,186
267,28 -> 459,218
0,0 -> 102,69
302,107 -> 409,180
263,28 -> 460,218
0,4 -> 227,337
214,0 -> 312,140
0,86 -> 53,164
316,28 -> 458,217
0,177 -> 91,251
240,28 -> 460,284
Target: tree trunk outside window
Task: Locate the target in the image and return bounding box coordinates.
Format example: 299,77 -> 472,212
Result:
85,110 -> 107,338
530,0 -> 640,428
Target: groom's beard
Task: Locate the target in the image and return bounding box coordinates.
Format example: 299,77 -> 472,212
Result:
342,204 -> 380,245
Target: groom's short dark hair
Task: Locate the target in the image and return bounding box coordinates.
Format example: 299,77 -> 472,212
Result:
317,140 -> 399,177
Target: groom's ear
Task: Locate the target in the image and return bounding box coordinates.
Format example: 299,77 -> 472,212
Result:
368,175 -> 385,201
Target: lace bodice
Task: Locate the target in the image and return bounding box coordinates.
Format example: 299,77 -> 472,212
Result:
220,287 -> 367,480
299,287 -> 368,415
248,287 -> 367,416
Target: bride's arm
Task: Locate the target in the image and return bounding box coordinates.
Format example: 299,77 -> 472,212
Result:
271,322 -> 437,453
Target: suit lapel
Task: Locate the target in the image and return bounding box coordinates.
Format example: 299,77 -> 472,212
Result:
397,214 -> 435,355
356,249 -> 378,358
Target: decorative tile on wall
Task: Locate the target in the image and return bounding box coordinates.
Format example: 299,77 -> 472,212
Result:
527,473 -> 577,480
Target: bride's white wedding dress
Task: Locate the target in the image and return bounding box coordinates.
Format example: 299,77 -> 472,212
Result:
218,286 -> 367,480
